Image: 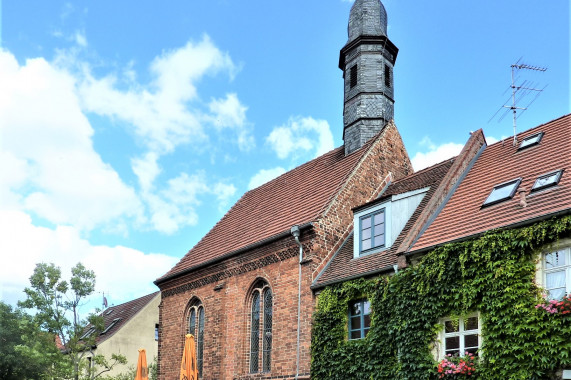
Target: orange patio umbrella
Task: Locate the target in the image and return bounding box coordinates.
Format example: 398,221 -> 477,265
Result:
135,348 -> 149,380
180,334 -> 198,380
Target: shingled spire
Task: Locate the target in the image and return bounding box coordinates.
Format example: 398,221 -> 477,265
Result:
340,0 -> 399,155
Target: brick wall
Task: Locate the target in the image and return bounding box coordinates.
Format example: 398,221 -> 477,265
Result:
157,122 -> 412,380
312,121 -> 412,278
158,233 -> 314,380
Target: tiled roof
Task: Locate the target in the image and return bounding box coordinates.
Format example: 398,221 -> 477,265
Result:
94,292 -> 159,345
312,158 -> 455,288
411,114 -> 571,252
158,141 -> 374,282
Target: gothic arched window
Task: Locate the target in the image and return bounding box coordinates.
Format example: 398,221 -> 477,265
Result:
188,299 -> 204,377
249,280 -> 272,373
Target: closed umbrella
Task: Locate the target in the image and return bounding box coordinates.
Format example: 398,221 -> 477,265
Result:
180,334 -> 198,380
135,349 -> 149,380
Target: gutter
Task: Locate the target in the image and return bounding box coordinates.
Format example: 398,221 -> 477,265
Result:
154,222 -> 313,286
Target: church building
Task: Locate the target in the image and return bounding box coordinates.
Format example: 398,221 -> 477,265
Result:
154,1 -> 415,379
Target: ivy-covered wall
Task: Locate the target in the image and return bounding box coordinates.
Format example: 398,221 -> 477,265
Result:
311,215 -> 571,380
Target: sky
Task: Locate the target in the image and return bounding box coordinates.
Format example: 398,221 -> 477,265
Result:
0,0 -> 569,312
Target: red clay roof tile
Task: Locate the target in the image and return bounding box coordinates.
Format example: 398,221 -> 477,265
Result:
313,158 -> 455,288
411,114 -> 571,252
95,292 -> 158,345
158,141 -> 374,281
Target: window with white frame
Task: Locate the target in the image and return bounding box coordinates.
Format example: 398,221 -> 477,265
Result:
348,299 -> 371,340
440,314 -> 480,358
544,247 -> 571,300
359,209 -> 386,253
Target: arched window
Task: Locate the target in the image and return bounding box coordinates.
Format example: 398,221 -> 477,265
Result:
188,299 -> 204,378
249,280 -> 272,373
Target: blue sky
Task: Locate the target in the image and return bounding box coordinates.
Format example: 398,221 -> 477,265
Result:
0,0 -> 569,309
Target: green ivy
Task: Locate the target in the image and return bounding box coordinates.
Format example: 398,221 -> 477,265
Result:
311,215 -> 571,380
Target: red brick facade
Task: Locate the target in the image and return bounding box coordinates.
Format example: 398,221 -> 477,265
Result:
156,123 -> 412,379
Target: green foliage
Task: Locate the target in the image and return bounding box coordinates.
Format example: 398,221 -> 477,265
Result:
0,301 -> 56,380
311,216 -> 571,380
18,262 -> 126,380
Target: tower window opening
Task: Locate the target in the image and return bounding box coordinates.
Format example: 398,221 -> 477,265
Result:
350,65 -> 358,89
384,64 -> 391,88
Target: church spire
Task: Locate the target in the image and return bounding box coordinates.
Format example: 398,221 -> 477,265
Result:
340,0 -> 398,155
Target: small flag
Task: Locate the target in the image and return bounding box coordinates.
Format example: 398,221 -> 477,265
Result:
103,293 -> 108,308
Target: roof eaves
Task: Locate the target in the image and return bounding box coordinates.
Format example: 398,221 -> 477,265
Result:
407,208 -> 571,256
155,222 -> 314,286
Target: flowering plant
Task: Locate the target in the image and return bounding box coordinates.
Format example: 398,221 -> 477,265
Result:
437,352 -> 477,378
535,294 -> 571,315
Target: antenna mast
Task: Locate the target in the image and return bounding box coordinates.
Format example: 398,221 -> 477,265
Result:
489,59 -> 547,146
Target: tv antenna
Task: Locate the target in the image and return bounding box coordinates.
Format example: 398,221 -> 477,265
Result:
489,59 -> 547,146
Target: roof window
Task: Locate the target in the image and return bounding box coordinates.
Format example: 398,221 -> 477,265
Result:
105,309 -> 113,315
101,318 -> 121,335
532,170 -> 563,192
482,178 -> 521,207
80,327 -> 96,340
518,132 -> 543,150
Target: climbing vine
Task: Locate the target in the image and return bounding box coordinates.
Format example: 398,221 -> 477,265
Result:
311,215 -> 571,380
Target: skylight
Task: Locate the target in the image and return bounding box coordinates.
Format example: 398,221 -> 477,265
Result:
80,327 -> 96,340
101,318 -> 121,335
105,309 -> 113,315
482,178 -> 521,206
518,132 -> 543,150
532,170 -> 563,192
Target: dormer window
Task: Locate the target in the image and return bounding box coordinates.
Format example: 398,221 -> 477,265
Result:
353,187 -> 429,258
359,210 -> 385,253
518,132 -> 543,150
482,178 -> 521,207
532,170 -> 563,192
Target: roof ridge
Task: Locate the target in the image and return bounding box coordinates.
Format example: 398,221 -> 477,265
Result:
248,145 -> 345,193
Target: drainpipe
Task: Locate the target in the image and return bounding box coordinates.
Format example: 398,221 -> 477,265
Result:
290,225 -> 303,380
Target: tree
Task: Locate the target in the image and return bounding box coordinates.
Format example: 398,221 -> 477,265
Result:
0,301 -> 50,379
19,262 -> 126,380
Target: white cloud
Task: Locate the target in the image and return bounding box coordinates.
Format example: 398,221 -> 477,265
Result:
1,35 -> 244,235
78,35 -> 239,155
208,93 -> 254,151
0,210 -> 176,306
140,172 -> 236,234
74,31 -> 87,47
212,182 -> 237,209
0,50 -> 141,231
266,116 -> 334,160
411,137 -> 463,171
248,167 -> 287,190
132,152 -> 161,191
